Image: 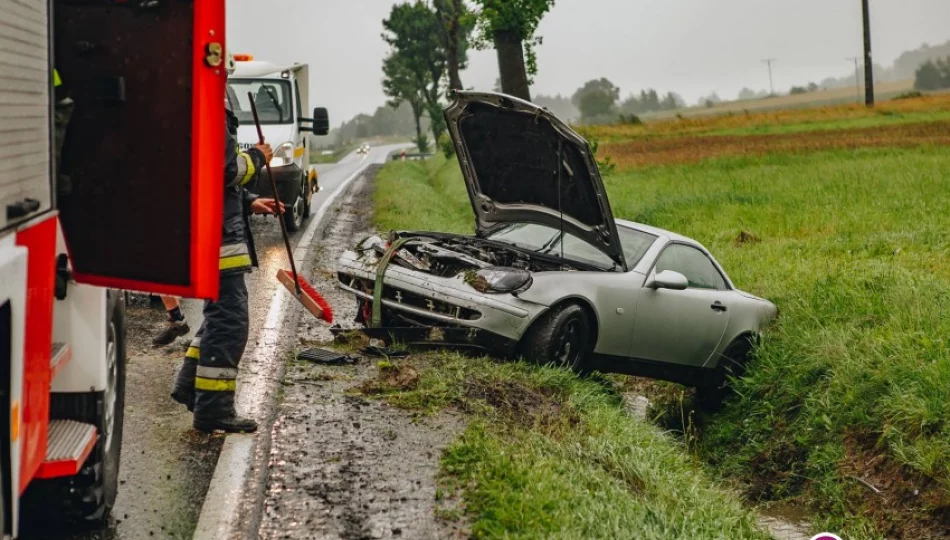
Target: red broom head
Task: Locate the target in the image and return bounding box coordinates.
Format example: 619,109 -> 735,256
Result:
295,274 -> 334,324
276,269 -> 334,324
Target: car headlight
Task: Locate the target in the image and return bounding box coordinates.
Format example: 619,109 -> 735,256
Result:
270,142 -> 296,167
467,266 -> 533,294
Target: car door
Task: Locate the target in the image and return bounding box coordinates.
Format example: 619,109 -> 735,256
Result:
629,243 -> 731,367
54,0 -> 225,299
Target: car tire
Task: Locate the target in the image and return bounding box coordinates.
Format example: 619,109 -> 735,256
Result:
521,303 -> 592,372
696,337 -> 752,412
23,291 -> 127,530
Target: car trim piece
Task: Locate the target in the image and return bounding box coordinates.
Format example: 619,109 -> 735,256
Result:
339,281 -> 530,323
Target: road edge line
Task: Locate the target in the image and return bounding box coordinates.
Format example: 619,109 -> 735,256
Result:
192,161 -> 372,540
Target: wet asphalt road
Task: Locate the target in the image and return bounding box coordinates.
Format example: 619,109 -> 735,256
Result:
257,164 -> 466,540
28,146 -> 405,540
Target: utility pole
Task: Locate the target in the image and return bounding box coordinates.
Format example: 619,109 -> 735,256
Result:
762,58 -> 776,96
847,57 -> 861,103
861,0 -> 875,106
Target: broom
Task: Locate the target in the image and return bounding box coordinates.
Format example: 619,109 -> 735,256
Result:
248,93 -> 333,324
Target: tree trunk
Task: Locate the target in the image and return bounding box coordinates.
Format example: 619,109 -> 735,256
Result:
410,101 -> 426,152
445,0 -> 463,91
493,29 -> 531,101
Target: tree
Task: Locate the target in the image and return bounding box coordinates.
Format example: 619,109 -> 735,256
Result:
382,52 -> 429,152
915,58 -> 950,91
738,87 -> 757,100
472,0 -> 556,101
382,2 -> 448,145
571,78 -> 620,122
433,0 -> 475,91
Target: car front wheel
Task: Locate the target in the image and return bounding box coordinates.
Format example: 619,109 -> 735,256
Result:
521,303 -> 592,372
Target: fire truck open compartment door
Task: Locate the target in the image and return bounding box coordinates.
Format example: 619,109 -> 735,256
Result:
55,0 -> 226,300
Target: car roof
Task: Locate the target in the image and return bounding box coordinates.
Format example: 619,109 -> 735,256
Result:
615,218 -> 696,245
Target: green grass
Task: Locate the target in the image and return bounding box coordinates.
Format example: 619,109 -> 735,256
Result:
374,145 -> 950,537
373,155 -> 472,234
365,352 -> 769,539
310,142 -> 359,164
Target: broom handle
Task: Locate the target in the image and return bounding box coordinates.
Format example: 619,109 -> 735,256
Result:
248,93 -> 302,295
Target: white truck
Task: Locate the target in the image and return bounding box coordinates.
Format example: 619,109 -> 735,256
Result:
226,56 -> 330,231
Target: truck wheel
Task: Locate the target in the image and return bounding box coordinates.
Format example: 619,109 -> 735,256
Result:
303,176 -> 313,218
284,177 -> 306,233
24,291 -> 127,529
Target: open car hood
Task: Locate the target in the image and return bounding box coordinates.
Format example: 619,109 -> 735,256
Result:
444,91 -> 626,270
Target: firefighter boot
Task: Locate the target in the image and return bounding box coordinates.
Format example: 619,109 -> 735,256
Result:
193,413 -> 258,434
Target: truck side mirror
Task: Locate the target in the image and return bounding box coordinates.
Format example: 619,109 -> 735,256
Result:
312,107 -> 329,135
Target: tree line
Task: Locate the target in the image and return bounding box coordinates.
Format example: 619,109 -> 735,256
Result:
914,56 -> 950,91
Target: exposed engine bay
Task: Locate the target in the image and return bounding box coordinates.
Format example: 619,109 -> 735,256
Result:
355,233 -> 583,278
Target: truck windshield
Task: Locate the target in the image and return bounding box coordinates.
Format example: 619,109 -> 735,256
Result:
226,79 -> 294,125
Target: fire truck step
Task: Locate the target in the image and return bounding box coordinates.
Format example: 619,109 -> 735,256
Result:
35,420 -> 97,480
51,342 -> 72,379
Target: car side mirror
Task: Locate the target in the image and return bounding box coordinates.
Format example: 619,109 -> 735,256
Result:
647,270 -> 689,290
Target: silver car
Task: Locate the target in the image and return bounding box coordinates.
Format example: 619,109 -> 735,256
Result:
337,91 -> 777,407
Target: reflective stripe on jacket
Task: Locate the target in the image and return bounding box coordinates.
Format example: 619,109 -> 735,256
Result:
222,109 -> 265,273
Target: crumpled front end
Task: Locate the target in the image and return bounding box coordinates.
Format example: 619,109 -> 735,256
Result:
336,234 -> 555,354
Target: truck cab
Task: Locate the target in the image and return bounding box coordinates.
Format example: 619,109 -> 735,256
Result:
226,57 -> 330,232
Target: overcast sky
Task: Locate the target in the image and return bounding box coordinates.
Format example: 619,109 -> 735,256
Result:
227,0 -> 950,124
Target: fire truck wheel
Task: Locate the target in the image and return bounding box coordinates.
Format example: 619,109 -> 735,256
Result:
23,290 -> 127,530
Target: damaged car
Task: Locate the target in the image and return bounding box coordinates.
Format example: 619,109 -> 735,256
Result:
337,91 -> 777,408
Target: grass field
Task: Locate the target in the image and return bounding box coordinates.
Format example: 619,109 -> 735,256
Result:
371,95 -> 950,538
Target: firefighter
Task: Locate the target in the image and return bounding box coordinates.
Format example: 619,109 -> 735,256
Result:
170,51 -> 280,433
152,295 -> 190,347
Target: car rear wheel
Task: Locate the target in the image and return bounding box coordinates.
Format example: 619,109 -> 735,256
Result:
521,303 -> 592,372
696,337 -> 753,412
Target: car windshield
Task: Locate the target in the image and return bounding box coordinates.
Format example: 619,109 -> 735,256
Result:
487,222 -> 656,270
226,79 -> 293,124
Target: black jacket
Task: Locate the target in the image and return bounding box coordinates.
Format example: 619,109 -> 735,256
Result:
220,109 -> 266,274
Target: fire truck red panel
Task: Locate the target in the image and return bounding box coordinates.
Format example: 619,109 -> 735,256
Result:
15,215 -> 57,492
55,0 -> 225,300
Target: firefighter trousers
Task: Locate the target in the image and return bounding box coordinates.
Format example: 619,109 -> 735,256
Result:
172,272 -> 249,418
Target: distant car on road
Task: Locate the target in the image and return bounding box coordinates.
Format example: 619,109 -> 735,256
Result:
357,143 -> 371,154
337,92 -> 778,409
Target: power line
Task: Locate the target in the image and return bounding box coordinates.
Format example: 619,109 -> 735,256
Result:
761,58 -> 777,96
846,57 -> 861,102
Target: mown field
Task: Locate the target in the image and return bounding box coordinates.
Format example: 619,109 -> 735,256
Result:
371,97 -> 950,539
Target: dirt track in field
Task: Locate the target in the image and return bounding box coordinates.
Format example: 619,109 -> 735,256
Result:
602,121 -> 950,169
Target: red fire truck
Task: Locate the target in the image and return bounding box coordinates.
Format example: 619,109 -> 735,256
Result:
1,0 -> 237,535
